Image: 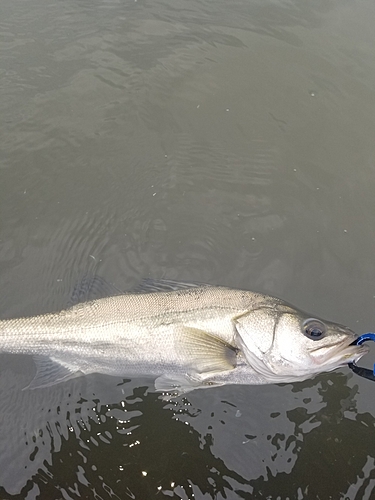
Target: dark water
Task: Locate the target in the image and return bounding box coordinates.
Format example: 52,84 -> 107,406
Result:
1,0 -> 375,498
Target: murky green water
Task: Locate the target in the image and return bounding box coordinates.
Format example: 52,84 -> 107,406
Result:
1,0 -> 375,498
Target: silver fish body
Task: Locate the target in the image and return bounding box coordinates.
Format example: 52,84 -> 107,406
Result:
0,281 -> 368,393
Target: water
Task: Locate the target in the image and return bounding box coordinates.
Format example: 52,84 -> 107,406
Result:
1,0 -> 375,498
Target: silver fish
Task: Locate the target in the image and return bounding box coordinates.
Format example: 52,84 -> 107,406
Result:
0,279 -> 368,394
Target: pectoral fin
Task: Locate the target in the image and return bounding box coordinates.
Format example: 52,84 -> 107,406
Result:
154,327 -> 237,395
177,327 -> 237,374
24,356 -> 83,390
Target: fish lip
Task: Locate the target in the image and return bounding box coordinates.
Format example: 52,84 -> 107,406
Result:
336,342 -> 369,365
312,338 -> 369,366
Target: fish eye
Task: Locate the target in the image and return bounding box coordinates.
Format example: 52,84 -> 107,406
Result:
303,319 -> 326,341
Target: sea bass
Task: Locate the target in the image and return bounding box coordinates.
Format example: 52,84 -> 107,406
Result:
0,279 -> 368,394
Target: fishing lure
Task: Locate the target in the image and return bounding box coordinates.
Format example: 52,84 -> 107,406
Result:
348,333 -> 375,381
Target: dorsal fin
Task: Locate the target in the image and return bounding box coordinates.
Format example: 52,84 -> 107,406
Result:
68,274 -> 122,306
130,278 -> 209,294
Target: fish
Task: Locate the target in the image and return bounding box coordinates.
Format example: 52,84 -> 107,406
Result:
0,278 -> 368,394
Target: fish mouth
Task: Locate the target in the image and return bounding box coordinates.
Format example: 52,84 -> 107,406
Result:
328,340 -> 369,367
311,337 -> 369,368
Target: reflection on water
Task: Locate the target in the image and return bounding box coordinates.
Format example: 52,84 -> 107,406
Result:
0,365 -> 374,498
251,376 -> 375,499
0,367 -> 250,498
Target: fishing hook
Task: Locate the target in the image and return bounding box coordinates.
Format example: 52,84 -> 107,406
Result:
348,333 -> 375,381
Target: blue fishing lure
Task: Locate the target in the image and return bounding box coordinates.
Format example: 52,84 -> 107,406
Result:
348,333 -> 375,381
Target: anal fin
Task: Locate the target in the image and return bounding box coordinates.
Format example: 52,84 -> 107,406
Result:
24,356 -> 83,390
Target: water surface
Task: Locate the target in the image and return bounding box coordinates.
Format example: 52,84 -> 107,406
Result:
1,0 -> 375,498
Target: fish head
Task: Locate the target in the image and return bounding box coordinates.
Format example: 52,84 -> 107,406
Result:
234,303 -> 369,383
